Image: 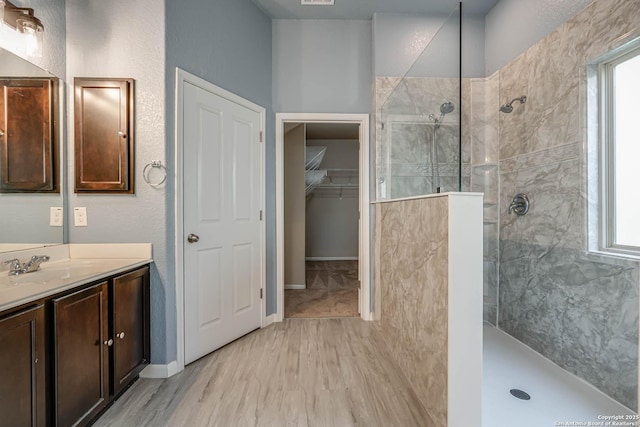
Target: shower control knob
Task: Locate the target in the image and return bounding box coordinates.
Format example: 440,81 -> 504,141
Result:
508,193 -> 530,216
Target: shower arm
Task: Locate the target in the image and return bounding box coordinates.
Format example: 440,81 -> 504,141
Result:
506,96 -> 527,106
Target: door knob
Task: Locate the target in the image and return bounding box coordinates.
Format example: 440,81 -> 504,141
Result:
187,234 -> 200,243
104,339 -> 114,347
117,332 -> 125,339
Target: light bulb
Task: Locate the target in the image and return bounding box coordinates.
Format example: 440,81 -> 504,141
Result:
18,18 -> 43,58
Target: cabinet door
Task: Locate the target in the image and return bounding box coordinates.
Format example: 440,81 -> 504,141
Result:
112,266 -> 150,395
0,305 -> 45,427
53,282 -> 109,427
74,78 -> 134,193
0,78 -> 58,192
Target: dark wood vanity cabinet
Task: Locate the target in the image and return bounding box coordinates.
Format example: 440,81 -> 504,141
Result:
52,282 -> 110,427
0,304 -> 46,427
48,265 -> 150,427
0,78 -> 58,193
74,78 -> 134,193
111,266 -> 150,395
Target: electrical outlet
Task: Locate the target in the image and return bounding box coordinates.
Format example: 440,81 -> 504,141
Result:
74,207 -> 88,226
50,207 -> 63,227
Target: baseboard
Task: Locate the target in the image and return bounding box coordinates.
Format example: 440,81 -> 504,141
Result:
140,361 -> 179,379
285,283 -> 306,290
305,257 -> 358,261
263,313 -> 277,327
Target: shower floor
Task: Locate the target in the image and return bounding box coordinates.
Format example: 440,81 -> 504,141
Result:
483,324 -> 635,426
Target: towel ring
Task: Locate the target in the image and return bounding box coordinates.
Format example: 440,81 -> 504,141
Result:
143,160 -> 167,187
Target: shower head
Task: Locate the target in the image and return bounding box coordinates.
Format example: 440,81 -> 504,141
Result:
440,101 -> 455,115
429,102 -> 455,129
500,96 -> 527,113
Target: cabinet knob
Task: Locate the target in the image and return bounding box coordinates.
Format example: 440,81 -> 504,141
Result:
117,332 -> 125,339
104,339 -> 114,347
118,131 -> 127,139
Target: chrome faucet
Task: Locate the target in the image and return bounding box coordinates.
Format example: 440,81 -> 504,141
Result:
4,255 -> 50,276
4,259 -> 23,276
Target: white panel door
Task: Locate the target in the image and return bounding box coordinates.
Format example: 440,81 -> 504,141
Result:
183,81 -> 262,364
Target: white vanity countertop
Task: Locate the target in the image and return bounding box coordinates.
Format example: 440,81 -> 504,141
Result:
0,244 -> 152,312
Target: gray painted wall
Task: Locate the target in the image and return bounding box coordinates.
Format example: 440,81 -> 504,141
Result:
484,0 -> 593,75
166,0 -> 275,346
373,12 -> 485,78
66,0 -> 168,362
272,19 -> 372,113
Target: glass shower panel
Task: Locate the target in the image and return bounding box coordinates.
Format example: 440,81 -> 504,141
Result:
377,6 -> 462,200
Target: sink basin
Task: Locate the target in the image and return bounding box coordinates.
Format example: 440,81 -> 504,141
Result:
0,259 -> 127,289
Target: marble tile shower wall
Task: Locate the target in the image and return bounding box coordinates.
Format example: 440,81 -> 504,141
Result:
493,0 -> 640,410
375,77 -> 471,200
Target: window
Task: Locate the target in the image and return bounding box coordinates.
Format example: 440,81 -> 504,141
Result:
600,45 -> 640,255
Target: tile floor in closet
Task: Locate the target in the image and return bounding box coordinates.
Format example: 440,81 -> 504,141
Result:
284,261 -> 359,318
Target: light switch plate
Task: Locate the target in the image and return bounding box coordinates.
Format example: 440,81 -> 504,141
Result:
74,207 -> 88,226
50,207 -> 63,227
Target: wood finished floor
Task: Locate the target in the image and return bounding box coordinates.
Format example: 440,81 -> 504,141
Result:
285,261 -> 360,318
94,318 -> 434,427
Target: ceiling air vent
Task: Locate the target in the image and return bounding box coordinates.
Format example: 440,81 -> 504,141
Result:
301,0 -> 335,5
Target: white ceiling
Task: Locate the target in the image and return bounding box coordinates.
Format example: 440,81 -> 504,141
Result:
252,0 -> 499,19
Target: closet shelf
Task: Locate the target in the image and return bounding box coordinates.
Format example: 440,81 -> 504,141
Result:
306,146 -> 327,170
305,170 -> 327,195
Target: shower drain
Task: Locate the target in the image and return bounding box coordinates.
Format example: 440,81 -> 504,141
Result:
510,389 -> 531,401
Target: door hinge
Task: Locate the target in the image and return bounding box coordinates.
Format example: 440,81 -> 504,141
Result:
259,131 -> 264,143
381,122 -> 385,130
260,210 -> 263,220
260,288 -> 263,299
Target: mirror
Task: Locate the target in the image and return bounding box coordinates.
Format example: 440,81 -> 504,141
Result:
0,47 -> 65,253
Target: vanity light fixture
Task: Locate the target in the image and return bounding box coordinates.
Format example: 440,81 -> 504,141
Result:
1,0 -> 44,57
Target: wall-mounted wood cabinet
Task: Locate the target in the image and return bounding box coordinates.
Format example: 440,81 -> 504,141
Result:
0,78 -> 58,193
74,78 -> 134,193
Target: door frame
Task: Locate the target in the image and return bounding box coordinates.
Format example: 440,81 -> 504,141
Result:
275,113 -> 371,321
175,68 -> 266,373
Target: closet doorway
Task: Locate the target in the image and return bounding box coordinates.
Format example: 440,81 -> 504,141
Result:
276,114 -> 371,322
